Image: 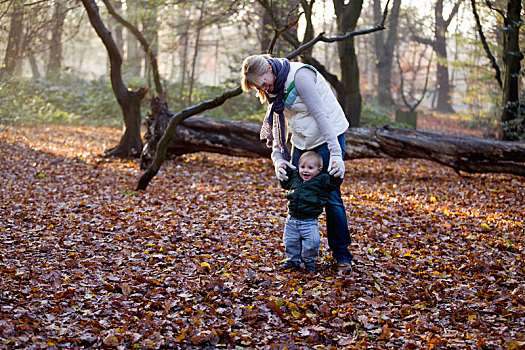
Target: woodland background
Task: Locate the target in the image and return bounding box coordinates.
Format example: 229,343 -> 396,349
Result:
0,0 -> 524,349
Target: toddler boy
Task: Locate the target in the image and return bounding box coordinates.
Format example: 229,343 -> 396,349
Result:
279,151 -> 343,272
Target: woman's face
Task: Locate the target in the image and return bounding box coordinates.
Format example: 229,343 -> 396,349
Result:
258,69 -> 275,93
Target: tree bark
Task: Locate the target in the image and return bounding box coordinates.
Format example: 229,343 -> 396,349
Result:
300,0 -> 315,55
125,0 -> 143,77
333,0 -> 364,127
81,0 -> 146,158
102,0 -> 164,98
188,1 -> 205,105
140,113 -> 525,179
140,0 -> 159,89
374,0 -> 401,108
141,111 -> 270,170
434,0 -> 460,114
1,0 -> 24,78
28,52 -> 40,79
179,8 -> 190,98
470,0 -> 502,89
109,0 -> 124,56
47,0 -> 67,77
499,0 -> 522,141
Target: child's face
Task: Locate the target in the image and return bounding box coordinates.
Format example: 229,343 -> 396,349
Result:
299,158 -> 321,181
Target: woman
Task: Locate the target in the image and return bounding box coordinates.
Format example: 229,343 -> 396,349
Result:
240,54 -> 353,272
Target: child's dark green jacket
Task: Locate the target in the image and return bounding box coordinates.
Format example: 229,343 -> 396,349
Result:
280,166 -> 343,220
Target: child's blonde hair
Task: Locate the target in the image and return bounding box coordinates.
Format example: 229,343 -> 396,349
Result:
240,54 -> 272,103
299,151 -> 323,170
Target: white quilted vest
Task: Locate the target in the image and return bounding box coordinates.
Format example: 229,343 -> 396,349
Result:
281,62 -> 349,150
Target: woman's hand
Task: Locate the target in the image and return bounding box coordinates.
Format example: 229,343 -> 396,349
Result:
274,159 -> 295,181
328,156 -> 345,178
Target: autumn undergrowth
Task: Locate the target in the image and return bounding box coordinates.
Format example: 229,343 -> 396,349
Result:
0,124 -> 523,349
0,76 -> 266,128
0,76 -> 125,127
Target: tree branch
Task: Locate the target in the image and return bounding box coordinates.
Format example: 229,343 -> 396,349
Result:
101,0 -> 164,99
284,5 -> 389,60
268,11 -> 302,54
444,0 -> 463,29
471,0 -> 502,88
136,86 -> 242,190
484,0 -> 505,20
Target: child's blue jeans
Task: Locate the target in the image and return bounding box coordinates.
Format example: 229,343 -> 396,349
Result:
284,216 -> 320,267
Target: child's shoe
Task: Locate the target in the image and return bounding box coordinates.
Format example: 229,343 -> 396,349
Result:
281,260 -> 300,270
304,263 -> 317,273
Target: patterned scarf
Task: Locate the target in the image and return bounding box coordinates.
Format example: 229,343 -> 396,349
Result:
259,58 -> 291,161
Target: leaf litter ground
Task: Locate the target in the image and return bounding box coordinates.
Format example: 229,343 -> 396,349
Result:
0,124 -> 523,349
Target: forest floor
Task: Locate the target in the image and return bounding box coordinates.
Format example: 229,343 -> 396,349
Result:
0,115 -> 523,349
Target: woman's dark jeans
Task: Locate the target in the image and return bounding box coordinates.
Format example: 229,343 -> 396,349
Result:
291,133 -> 353,264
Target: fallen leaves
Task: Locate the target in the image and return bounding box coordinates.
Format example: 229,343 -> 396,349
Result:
0,124 -> 524,348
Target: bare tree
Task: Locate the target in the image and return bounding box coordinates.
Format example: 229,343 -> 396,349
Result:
499,0 -> 522,140
470,0 -> 502,88
124,0 -> 143,77
1,0 -> 24,78
396,43 -> 433,111
413,0 -> 463,113
47,0 -> 67,77
188,1 -> 205,105
470,0 -> 523,140
108,0 -> 124,56
333,0 -> 364,126
374,0 -> 401,108
81,0 -> 147,157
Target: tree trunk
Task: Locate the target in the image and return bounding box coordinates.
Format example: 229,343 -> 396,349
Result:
301,0 -> 315,55
188,1 -> 205,105
499,0 -> 522,141
179,10 -> 190,98
125,0 -> 142,77
28,52 -> 40,79
140,0 -> 159,88
260,5 -> 273,52
140,112 -> 525,180
1,0 -> 24,78
334,0 -> 364,127
47,0 -> 67,77
102,0 -> 164,98
434,0 -> 459,114
110,0 -> 124,55
140,102 -> 269,170
374,0 -> 401,108
81,0 -> 145,158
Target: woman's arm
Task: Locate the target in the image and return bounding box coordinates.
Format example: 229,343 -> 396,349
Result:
294,67 -> 343,160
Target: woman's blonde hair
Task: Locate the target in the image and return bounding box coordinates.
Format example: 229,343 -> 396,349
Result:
240,54 -> 272,103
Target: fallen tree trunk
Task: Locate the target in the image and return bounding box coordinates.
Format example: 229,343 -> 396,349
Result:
345,126 -> 525,176
139,113 -> 525,179
140,108 -> 269,169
